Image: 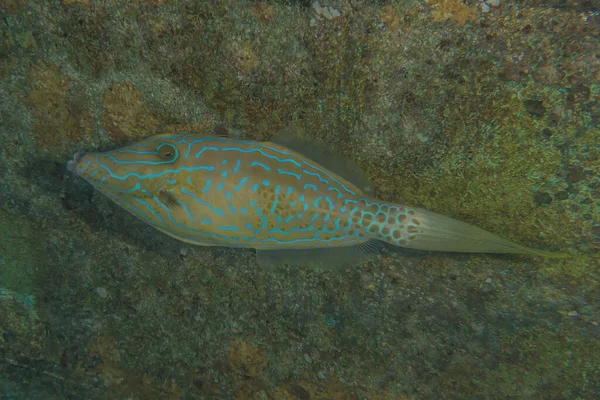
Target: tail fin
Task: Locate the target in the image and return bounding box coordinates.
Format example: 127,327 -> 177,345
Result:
358,200 -> 566,258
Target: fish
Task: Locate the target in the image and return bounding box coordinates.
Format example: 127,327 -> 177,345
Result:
66,126 -> 565,267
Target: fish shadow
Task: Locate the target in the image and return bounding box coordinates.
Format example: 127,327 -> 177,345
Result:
18,156 -> 190,261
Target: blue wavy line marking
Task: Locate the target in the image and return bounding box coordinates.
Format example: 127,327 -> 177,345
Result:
96,154 -> 214,180
96,182 -> 141,194
250,161 -> 271,171
181,187 -> 224,216
343,218 -> 352,232
286,187 -> 293,197
153,195 -> 239,243
194,146 -> 219,159
268,227 -> 290,236
202,179 -> 211,194
290,225 -> 313,233
304,183 -> 317,192
313,196 -> 322,208
260,234 -> 361,245
270,185 -> 280,215
219,140 -> 355,195
80,161 -> 91,173
115,149 -> 156,155
166,179 -> 177,184
277,168 -> 302,181
107,194 -> 155,227
328,186 -> 343,199
310,213 -> 319,223
229,204 -> 236,214
131,196 -> 164,225
187,176 -> 193,186
325,196 -> 335,210
334,218 -> 341,231
218,226 -> 238,232
234,177 -> 248,192
284,216 -> 294,223
101,154 -> 174,166
233,159 -> 241,173
251,184 -> 259,192
177,200 -> 195,220
133,136 -> 357,198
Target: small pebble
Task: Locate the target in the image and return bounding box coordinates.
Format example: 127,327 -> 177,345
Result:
534,191 -> 553,205
566,167 -> 586,184
524,100 -> 546,117
96,287 -> 107,298
568,311 -> 580,317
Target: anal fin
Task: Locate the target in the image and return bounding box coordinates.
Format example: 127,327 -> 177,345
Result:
256,240 -> 382,270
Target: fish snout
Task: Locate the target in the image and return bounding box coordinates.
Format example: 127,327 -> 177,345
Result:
67,152 -> 87,174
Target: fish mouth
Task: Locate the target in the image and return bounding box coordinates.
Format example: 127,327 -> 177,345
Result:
66,152 -> 87,174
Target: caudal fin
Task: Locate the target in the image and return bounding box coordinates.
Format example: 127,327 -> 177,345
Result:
370,203 -> 566,258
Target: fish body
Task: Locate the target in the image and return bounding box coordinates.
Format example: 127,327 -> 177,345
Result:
68,133 -> 564,260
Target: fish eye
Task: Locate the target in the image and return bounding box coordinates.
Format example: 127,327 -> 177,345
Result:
156,143 -> 178,161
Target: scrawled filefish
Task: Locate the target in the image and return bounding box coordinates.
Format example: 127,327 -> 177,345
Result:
66,127 -> 564,266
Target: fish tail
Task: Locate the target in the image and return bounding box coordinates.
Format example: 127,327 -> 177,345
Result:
356,200 -> 566,258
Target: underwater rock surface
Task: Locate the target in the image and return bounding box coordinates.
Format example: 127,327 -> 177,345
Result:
1,0 -> 598,398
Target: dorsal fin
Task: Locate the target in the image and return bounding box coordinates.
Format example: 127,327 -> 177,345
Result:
269,126 -> 374,196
